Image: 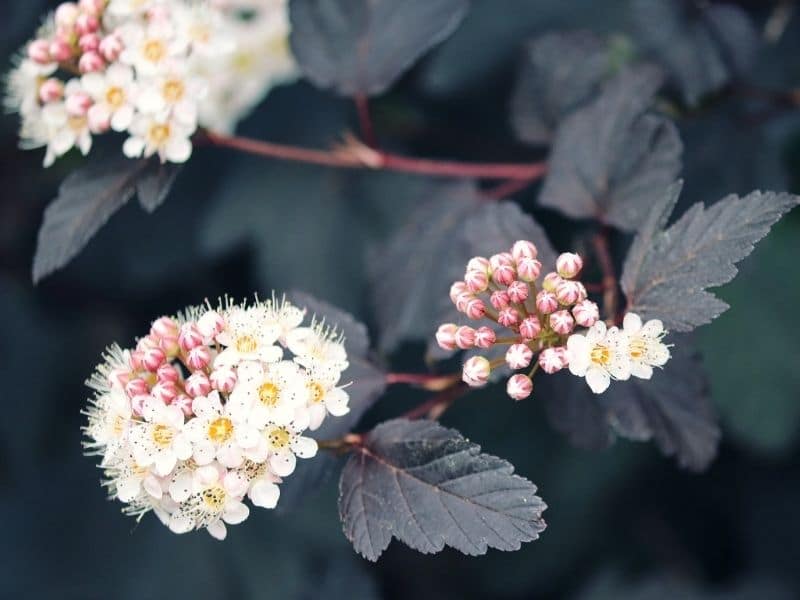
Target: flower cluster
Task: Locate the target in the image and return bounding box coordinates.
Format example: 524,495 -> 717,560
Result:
6,0 -> 296,167
435,240 -> 671,398
83,296 -> 350,540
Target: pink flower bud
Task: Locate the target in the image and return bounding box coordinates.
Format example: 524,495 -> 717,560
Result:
464,269 -> 489,293
556,252 -> 583,279
150,316 -> 179,339
555,280 -> 582,306
185,372 -> 211,398
489,252 -> 514,271
455,326 -> 476,349
490,290 -> 510,310
130,394 -> 149,417
27,39 -> 52,64
79,32 -> 101,53
125,377 -> 149,398
507,280 -> 529,303
80,0 -> 106,15
187,345 -> 212,370
572,300 -> 600,327
75,13 -> 99,36
507,374 -> 533,401
464,297 -> 486,320
505,343 -> 533,369
516,257 -> 542,283
141,347 -> 166,372
498,307 -> 519,327
535,290 -> 558,315
49,38 -> 74,62
136,335 -> 159,352
108,366 -> 132,389
78,51 -> 105,73
152,380 -> 179,404
178,323 -> 204,351
549,310 -> 575,335
173,394 -> 193,417
492,265 -> 516,286
129,349 -> 145,371
435,323 -> 458,351
511,240 -> 538,262
87,105 -> 110,132
474,326 -> 496,348
210,367 -> 237,393
159,335 -> 180,358
197,310 -> 225,338
466,256 -> 490,273
66,90 -> 91,115
575,282 -> 588,303
542,272 -> 563,292
156,363 -> 180,383
99,35 -> 123,62
539,347 -> 567,374
454,290 -> 474,313
55,3 -> 80,28
462,356 -> 491,387
519,316 -> 541,340
39,79 -> 64,103
449,281 -> 468,304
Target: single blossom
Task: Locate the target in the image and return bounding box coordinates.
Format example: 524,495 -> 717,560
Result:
567,322 -> 631,394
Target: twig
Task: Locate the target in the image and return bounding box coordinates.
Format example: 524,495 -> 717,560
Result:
354,94 -> 378,148
386,372 -> 461,391
592,227 -> 620,325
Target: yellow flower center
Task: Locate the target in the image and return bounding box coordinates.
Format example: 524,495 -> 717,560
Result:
590,345 -> 611,366
68,115 -> 87,131
233,52 -> 255,72
308,381 -> 325,404
629,338 -> 647,361
105,86 -> 125,108
143,39 -> 166,63
202,486 -> 226,510
258,382 -> 280,407
266,426 -> 290,450
152,424 -> 174,447
208,417 -> 233,443
162,79 -> 185,103
235,335 -> 257,353
148,123 -> 170,144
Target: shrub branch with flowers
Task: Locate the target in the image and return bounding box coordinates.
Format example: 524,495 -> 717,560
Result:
8,0 -> 800,562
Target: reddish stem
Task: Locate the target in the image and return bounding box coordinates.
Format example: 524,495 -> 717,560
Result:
592,227 -> 621,325
354,94 -> 378,148
402,384 -> 468,421
386,372 -> 460,391
483,176 -> 540,199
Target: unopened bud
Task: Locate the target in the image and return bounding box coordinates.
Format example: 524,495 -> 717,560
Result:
497,307 -> 519,327
505,343 -> 533,369
27,39 -> 51,64
549,310 -> 575,335
178,323 -> 204,351
435,323 -> 458,351
462,356 -> 491,387
39,78 -> 64,103
78,50 -> 105,73
474,326 -> 496,348
535,290 -> 559,314
506,374 -> 533,400
490,290 -> 510,310
511,240 -> 538,262
556,252 -> 583,279
542,272 -> 563,292
572,300 -> 599,327
185,372 -> 211,398
507,280 -> 529,304
516,257 -> 542,282
555,280 -> 582,306
197,310 -> 224,338
539,347 -> 568,374
455,326 -> 476,349
210,367 -> 237,393
519,316 -> 541,340
187,345 -> 212,370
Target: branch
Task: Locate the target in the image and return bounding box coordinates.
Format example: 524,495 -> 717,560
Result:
592,227 -> 620,325
354,94 -> 378,148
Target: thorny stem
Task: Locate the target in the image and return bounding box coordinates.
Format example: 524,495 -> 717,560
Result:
592,227 -> 621,325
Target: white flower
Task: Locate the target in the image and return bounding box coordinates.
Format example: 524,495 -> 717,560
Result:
40,98 -> 92,167
120,21 -> 188,77
106,0 -> 159,20
214,305 -> 283,368
285,323 -> 348,372
229,360 -> 309,427
263,417 -> 317,477
84,387 -> 133,465
82,64 -> 138,132
622,312 -> 671,379
175,2 -> 235,58
567,321 -> 631,394
123,111 -> 194,163
5,59 -> 49,117
304,361 -> 350,430
129,397 -> 192,476
135,62 -> 206,127
236,459 -> 281,509
110,452 -> 164,502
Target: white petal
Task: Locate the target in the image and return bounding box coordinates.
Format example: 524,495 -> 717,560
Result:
206,520 -> 227,540
193,442 -> 216,465
217,443 -> 244,468
116,476 -> 141,502
222,501 -> 249,525
110,105 -> 134,131
586,321 -> 607,343
291,436 -> 318,459
641,319 -> 664,338
169,513 -> 194,534
269,451 -> 296,477
169,471 -> 193,502
154,452 -> 177,476
164,136 -> 192,163
143,474 -> 163,499
622,312 -> 642,334
324,388 -> 350,416
235,424 -> 260,449
630,362 -> 653,380
585,367 -> 611,394
123,136 -> 145,158
648,342 -> 671,366
249,480 -> 280,509
308,404 -> 326,431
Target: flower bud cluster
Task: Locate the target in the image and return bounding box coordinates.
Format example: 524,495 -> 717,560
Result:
6,0 -> 297,167
84,295 -> 350,540
436,241 -> 599,401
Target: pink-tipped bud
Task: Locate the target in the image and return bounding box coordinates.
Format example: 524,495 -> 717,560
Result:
197,310 -> 225,338
65,90 -> 91,116
474,326 -> 496,349
49,38 -> 74,62
210,367 -> 237,393
87,105 -> 110,132
75,12 -> 99,36
556,252 -> 583,279
466,256 -> 490,273
159,335 -> 180,358
511,240 -> 538,262
490,290 -> 510,310
151,316 -> 179,339
173,394 -> 193,417
78,51 -> 105,73
125,377 -> 149,398
516,257 -> 542,282
449,281 -> 468,304
99,34 -> 123,62
573,300 -> 600,327
79,0 -> 106,15
489,252 -> 514,271
507,374 -> 533,401
28,39 -> 52,64
152,380 -> 179,404
542,272 -> 563,292
108,366 -> 132,389
178,323 -> 204,351
464,297 -> 486,320
455,326 -> 476,350
462,356 -> 491,387
435,323 -> 458,351
187,345 -> 212,370
539,347 -> 568,374
492,264 -> 516,287
141,347 -> 166,372
185,372 -> 211,398
79,32 -> 101,53
129,349 -> 145,371
505,343 -> 533,369
130,394 -> 149,417
39,79 -> 64,103
575,282 -> 588,303
519,316 -> 541,341
555,280 -> 582,306
464,269 -> 489,293
507,280 -> 529,303
136,335 -> 159,352
498,307 -> 520,327
454,290 -> 474,313
535,290 -> 559,315
156,363 -> 180,384
549,310 -> 575,335
55,3 -> 80,28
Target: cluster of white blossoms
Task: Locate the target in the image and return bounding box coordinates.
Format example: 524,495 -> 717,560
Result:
6,0 -> 297,167
83,296 -> 350,540
566,312 -> 671,394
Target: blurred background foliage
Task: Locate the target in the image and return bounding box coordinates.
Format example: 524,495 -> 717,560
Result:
1,0 -> 800,598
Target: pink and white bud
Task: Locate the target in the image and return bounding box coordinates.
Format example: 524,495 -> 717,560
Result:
489,252 -> 514,271
549,310 -> 575,335
99,34 -> 123,62
505,343 -> 533,369
542,272 -> 563,292
125,377 -> 149,398
49,38 -> 74,62
556,252 -> 583,279
159,335 -> 180,358
572,300 -> 600,327
464,297 -> 486,320
129,349 -> 145,371
197,310 -> 224,338
455,326 -> 476,350
492,264 -> 516,286
39,79 -> 64,103
79,0 -> 106,15
507,280 -> 529,304
78,51 -> 105,73
79,32 -> 101,53
152,380 -> 179,404
454,290 -> 474,313
490,290 -> 510,310
178,323 -> 204,351
27,39 -> 52,64
535,291 -> 559,314
516,257 -> 542,282
435,323 -> 458,351
210,367 -> 237,394
173,394 -> 193,417
466,256 -> 490,274
156,363 -> 180,384
87,106 -> 110,132
185,372 -> 211,398
555,280 -> 582,306
575,281 -> 588,303
519,316 -> 541,340
130,394 -> 149,417
75,12 -> 99,36
187,345 -> 212,370
498,307 -> 520,327
464,269 -> 489,293
141,347 -> 166,372
539,347 -> 568,374
136,334 -> 159,352
108,366 -> 132,389
474,326 -> 496,349
55,3 -> 80,28
151,316 -> 179,339
462,356 -> 491,387
506,374 -> 533,401
449,281 -> 468,304
511,240 -> 538,262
